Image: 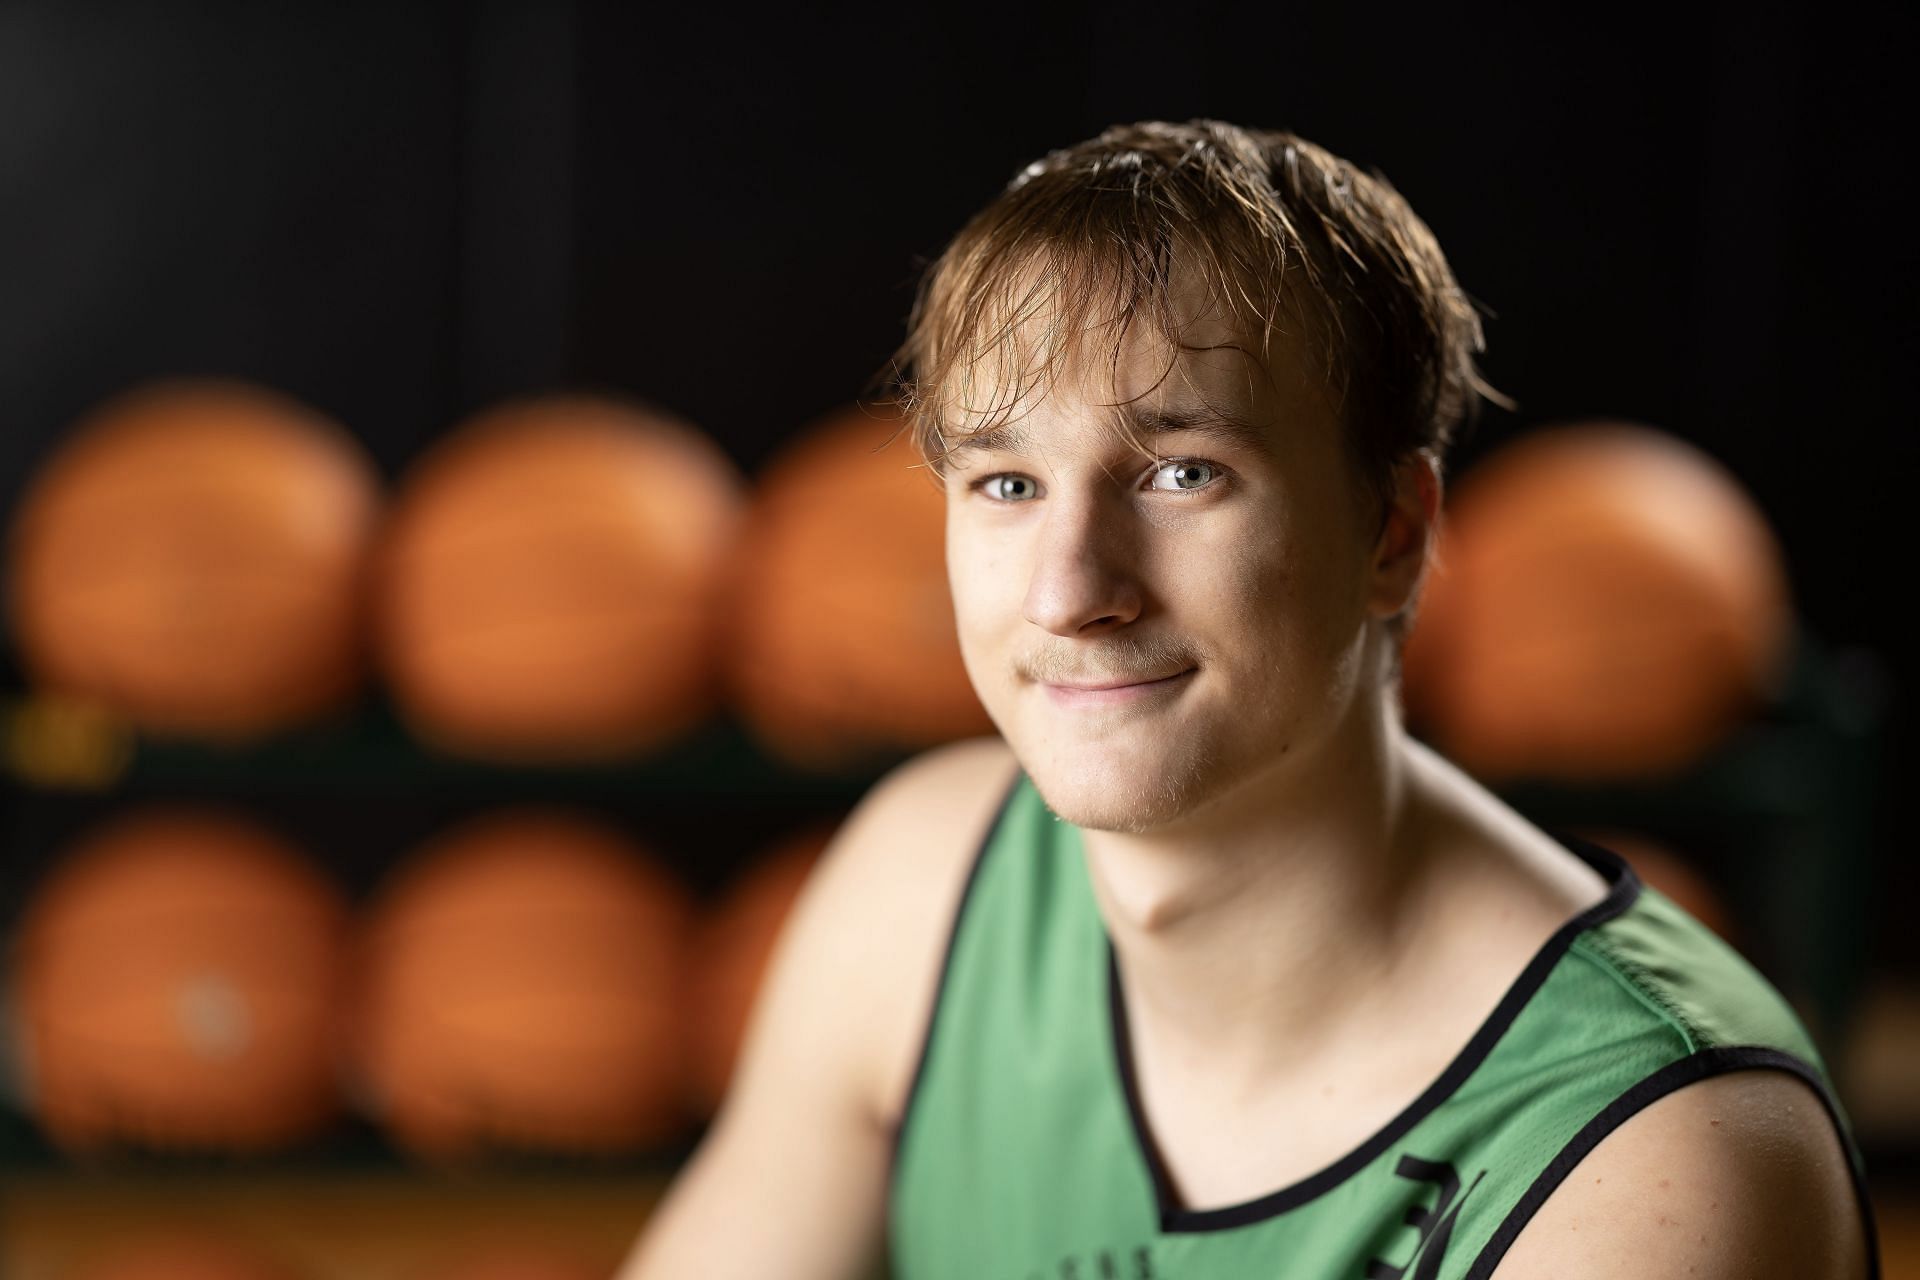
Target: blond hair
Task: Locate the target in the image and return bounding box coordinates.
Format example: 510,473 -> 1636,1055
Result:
873,119 -> 1499,546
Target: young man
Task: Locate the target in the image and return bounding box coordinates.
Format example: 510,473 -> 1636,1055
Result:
621,121 -> 1877,1279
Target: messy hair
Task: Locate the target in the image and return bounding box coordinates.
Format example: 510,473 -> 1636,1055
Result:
872,119 -> 1499,649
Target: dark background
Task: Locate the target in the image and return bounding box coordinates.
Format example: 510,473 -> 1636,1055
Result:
0,0 -> 1911,969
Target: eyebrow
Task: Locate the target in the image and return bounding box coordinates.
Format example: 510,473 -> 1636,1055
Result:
944,403 -> 1276,463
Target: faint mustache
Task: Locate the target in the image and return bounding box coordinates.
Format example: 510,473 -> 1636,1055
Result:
1018,636 -> 1199,687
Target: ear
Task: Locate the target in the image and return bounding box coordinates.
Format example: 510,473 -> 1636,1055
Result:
1366,449 -> 1443,620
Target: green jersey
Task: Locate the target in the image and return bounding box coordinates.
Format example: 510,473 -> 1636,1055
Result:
888,770 -> 1879,1279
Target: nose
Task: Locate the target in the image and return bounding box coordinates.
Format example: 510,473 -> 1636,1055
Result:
1020,489 -> 1143,637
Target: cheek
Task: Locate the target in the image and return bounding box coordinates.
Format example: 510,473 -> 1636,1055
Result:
1199,507 -> 1295,614
945,522 -> 1009,645
1185,512 -> 1359,678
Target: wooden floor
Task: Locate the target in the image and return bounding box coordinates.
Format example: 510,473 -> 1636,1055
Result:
0,1171 -> 666,1278
1879,1186 -> 1920,1279
3,1174 -> 1918,1277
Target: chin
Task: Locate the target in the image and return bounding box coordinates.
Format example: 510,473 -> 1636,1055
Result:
1017,733 -> 1230,835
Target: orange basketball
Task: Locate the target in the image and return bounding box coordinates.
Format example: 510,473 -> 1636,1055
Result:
689,829 -> 829,1113
1575,829 -> 1738,945
727,403 -> 992,767
7,810 -> 349,1154
4,379 -> 380,741
1403,423 -> 1793,781
373,394 -> 743,763
67,1232 -> 303,1280
353,809 -> 693,1159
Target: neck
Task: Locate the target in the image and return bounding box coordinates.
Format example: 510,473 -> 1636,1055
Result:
1080,680 -> 1447,1088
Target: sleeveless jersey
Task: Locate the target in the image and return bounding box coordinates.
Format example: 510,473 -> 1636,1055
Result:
887,770 -> 1880,1279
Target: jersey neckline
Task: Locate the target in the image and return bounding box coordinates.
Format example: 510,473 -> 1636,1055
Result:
1104,825 -> 1643,1235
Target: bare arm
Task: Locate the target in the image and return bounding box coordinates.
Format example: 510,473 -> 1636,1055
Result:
617,737 -> 1015,1280
1490,1069 -> 1871,1279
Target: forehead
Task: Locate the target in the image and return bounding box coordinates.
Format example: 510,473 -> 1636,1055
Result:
936,257 -> 1333,458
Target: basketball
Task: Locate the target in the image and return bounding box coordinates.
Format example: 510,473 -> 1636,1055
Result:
726,403 -> 992,767
4,378 -> 380,741
7,810 -> 349,1154
689,829 -> 829,1112
373,394 -> 744,763
353,809 -> 693,1159
1403,422 -> 1793,780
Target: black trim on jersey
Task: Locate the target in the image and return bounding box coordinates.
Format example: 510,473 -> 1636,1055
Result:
1463,1045 -> 1882,1280
884,765 -> 1028,1198
1110,830 -> 1644,1234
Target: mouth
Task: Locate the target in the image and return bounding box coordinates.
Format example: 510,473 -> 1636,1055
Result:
1041,667 -> 1197,708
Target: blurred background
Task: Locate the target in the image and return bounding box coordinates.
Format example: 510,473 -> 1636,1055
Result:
0,1 -> 1913,1276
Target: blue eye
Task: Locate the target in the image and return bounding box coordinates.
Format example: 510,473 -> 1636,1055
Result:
978,474 -> 1040,502
1149,459 -> 1217,491
968,462 -> 1219,502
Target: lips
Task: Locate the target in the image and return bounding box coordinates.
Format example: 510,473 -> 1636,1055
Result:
1050,669 -> 1193,691
1039,668 -> 1197,708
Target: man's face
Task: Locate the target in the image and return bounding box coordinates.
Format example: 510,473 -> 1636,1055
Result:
940,282 -> 1383,834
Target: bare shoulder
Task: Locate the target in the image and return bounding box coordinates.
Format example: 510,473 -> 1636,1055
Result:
834,734 -> 1019,862
618,737 -> 1017,1280
1490,1068 -> 1871,1279
806,735 -> 1020,1129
